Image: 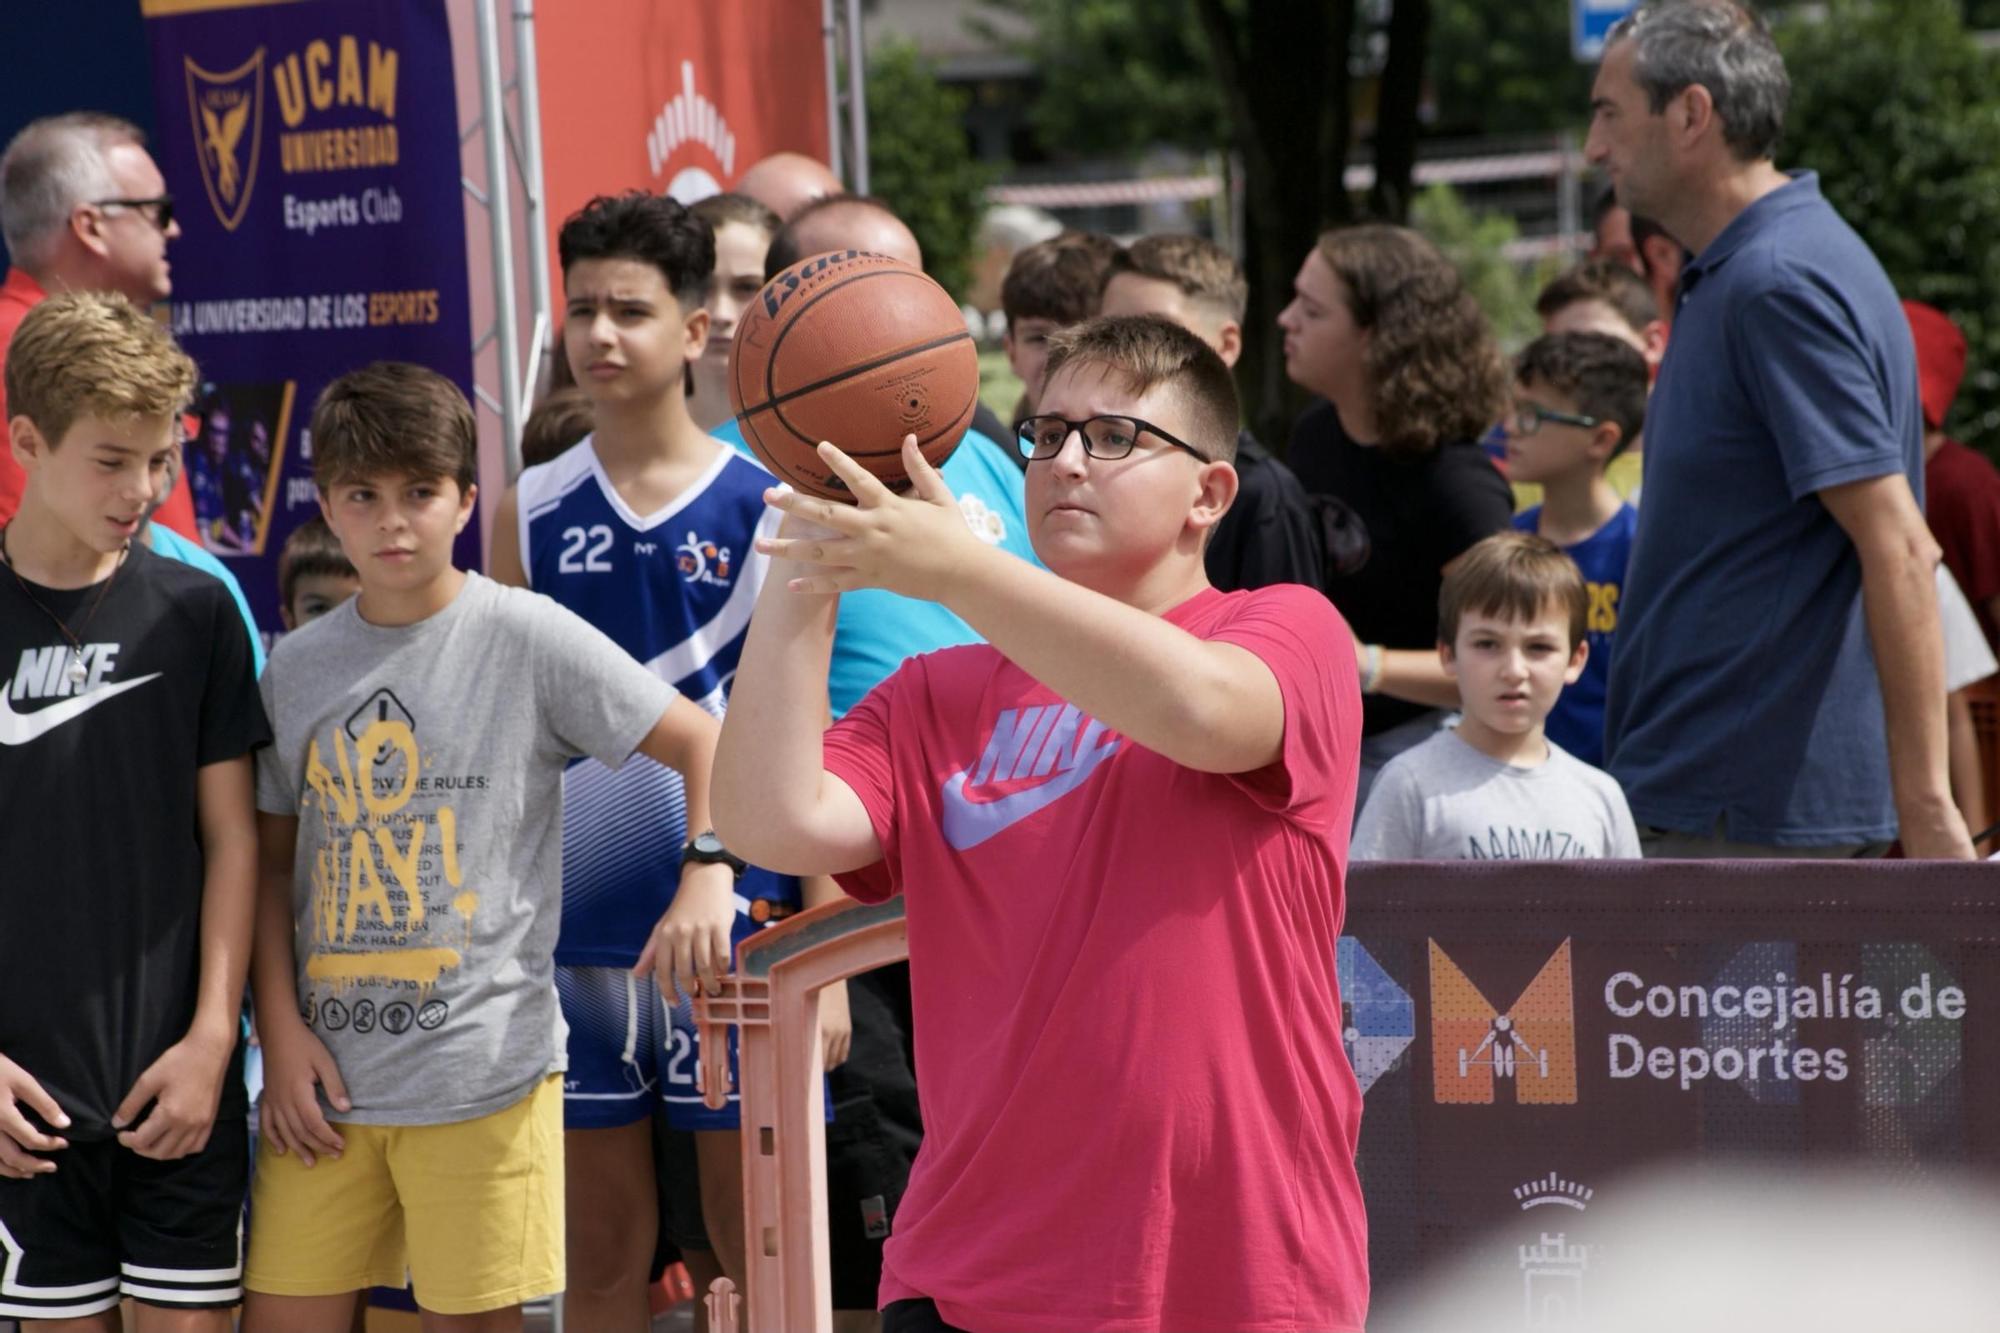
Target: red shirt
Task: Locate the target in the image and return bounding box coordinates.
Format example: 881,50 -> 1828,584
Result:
824,584 -> 1369,1332
1926,437 -> 2000,650
0,268 -> 199,538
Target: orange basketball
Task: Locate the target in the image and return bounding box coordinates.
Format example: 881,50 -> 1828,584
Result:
729,250 -> 979,502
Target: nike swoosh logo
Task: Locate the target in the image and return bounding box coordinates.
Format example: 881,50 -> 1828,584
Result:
940,724 -> 1120,851
0,674 -> 163,746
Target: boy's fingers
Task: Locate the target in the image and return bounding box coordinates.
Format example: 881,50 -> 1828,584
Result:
634,936 -> 659,979
766,485 -> 862,533
0,1139 -> 54,1177
903,436 -> 952,505
814,442 -> 893,504
109,1069 -> 159,1131
13,1078 -> 68,1130
0,1105 -> 66,1154
117,1113 -> 173,1159
317,1056 -> 353,1114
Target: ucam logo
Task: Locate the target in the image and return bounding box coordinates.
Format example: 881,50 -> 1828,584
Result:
1430,938 -> 1578,1105
676,531 -> 733,586
186,49 -> 267,231
649,61 -> 736,202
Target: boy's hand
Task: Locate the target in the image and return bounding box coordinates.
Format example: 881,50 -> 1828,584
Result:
113,1025 -> 236,1161
759,436 -> 981,602
259,1019 -> 351,1168
0,1052 -> 67,1178
819,979 -> 852,1071
637,861 -> 739,1002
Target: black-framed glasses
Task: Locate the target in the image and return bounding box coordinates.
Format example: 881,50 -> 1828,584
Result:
1016,414 -> 1208,463
90,194 -> 175,232
1504,404 -> 1600,436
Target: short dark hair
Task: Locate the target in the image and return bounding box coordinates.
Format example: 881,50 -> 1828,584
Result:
1535,261 -> 1660,336
1106,234 -> 1248,324
689,191 -> 781,242
521,386 -> 594,469
1514,332 -> 1650,460
278,516 -> 356,610
1001,233 -> 1120,326
1041,315 -> 1240,464
311,362 -> 477,493
763,194 -> 906,280
1439,530 -> 1588,651
558,192 -> 714,308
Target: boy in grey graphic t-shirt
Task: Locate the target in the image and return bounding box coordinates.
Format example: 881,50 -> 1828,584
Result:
243,365 -> 740,1326
1354,531 -> 1640,861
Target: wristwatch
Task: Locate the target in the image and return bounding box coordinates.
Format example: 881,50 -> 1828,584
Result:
683,829 -> 748,877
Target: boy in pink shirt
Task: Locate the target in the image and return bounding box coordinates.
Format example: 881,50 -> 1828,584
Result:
710,315 -> 1368,1332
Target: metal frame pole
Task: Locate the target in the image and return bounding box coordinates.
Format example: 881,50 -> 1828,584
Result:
822,0 -> 844,182
842,0 -> 869,194
512,0 -> 552,411
474,0 -> 523,481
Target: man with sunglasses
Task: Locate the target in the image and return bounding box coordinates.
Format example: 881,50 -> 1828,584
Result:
0,113 -> 193,534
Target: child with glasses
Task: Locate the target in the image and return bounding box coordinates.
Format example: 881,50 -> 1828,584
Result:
714,313 -> 1369,1333
1502,331 -> 1649,767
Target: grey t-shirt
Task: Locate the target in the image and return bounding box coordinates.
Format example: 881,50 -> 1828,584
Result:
256,573 -> 675,1124
1352,727 -> 1641,861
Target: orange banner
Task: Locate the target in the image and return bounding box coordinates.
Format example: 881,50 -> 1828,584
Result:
537,0 -> 830,261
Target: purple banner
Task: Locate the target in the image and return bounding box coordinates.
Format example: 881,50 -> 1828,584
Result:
145,0 -> 476,632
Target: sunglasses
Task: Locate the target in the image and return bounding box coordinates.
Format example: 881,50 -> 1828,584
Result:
91,194 -> 175,233
1504,404 -> 1601,436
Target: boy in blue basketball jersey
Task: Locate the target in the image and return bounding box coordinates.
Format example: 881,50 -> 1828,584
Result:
491,192 -> 848,1330
1502,332 -> 1648,768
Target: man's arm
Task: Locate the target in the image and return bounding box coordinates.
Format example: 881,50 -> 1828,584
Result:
760,440 -> 1288,776
113,756 -> 257,1159
712,528 -> 881,876
1820,474 -> 1975,858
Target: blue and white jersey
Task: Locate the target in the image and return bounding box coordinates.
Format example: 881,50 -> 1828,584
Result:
520,437 -> 798,966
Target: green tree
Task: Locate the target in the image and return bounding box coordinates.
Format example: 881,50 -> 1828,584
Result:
865,39 -> 993,300
1410,184 -> 1557,353
1778,0 -> 2000,450
1427,2 -> 1593,137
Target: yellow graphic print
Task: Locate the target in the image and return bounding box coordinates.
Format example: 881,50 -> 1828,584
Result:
1586,581 -> 1619,635
301,717 -> 471,995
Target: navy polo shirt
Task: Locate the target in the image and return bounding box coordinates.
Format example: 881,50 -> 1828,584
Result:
1604,172 -> 1919,845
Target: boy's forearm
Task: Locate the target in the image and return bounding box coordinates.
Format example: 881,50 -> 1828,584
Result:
191,759 -> 257,1048
942,545 -> 1283,772
712,570 -> 841,861
251,817 -> 306,1035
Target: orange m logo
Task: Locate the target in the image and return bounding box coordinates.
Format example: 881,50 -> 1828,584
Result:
1430,938 -> 1577,1105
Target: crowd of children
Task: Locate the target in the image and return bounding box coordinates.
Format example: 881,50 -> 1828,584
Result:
2,1 -> 1993,1323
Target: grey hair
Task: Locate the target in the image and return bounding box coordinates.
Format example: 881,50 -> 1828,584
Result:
0,113 -> 145,268
1607,1 -> 1789,162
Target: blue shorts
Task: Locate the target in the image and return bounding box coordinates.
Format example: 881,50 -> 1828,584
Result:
555,964 -> 665,1130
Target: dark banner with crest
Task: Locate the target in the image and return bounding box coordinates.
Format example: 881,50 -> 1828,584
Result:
143,0 -> 475,633
1342,860 -> 2000,1328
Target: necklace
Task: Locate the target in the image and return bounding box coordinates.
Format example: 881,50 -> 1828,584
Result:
0,524 -> 130,688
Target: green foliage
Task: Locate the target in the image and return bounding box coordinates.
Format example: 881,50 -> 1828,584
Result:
1778,0 -> 2000,449
1410,184 -> 1557,353
864,39 -> 994,301
973,0 -> 1228,158
1427,1 -> 1594,137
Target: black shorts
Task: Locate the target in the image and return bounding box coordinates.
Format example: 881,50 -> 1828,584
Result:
882,1297 -> 968,1332
0,1118 -> 247,1321
826,964 -> 923,1311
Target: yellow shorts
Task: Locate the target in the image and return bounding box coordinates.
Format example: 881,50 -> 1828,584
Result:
245,1074 -> 563,1315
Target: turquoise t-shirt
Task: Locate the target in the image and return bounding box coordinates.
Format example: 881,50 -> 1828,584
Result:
148,522 -> 267,675
714,417 -> 1038,716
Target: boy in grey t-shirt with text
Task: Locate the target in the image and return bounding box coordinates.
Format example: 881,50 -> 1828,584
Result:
1354,531 -> 1640,860
242,364 -> 740,1327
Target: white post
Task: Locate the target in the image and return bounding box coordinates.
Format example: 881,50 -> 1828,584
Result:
474,0 -> 523,481
512,0 -> 553,409
842,0 -> 869,194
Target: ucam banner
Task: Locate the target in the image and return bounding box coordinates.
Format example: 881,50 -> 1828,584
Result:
143,0 -> 478,633
535,0 -> 831,271
1342,860 -> 2000,1326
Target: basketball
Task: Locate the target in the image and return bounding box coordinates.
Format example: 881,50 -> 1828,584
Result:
729,250 -> 980,501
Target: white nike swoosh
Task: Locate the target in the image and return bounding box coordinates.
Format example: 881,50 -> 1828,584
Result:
939,730 -> 1121,851
0,674 -> 164,746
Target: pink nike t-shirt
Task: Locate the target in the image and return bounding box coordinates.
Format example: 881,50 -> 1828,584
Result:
823,583 -> 1369,1332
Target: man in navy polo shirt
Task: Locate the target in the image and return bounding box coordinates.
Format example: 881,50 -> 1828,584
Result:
1586,0 -> 1972,859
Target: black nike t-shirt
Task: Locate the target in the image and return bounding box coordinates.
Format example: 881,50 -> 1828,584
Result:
0,540 -> 269,1139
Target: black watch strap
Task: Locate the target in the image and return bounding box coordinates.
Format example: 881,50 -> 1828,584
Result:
683,829 -> 748,876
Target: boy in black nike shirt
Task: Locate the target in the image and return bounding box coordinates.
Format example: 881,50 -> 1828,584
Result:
0,292 -> 267,1327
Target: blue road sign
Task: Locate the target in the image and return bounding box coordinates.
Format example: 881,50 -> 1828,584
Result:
1574,0 -> 1639,62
